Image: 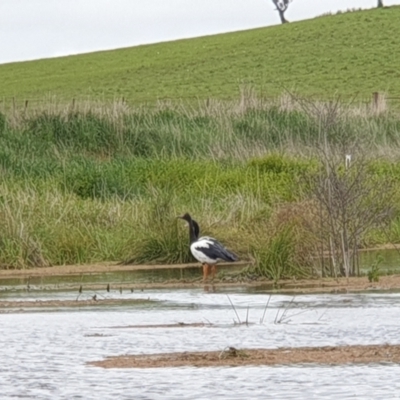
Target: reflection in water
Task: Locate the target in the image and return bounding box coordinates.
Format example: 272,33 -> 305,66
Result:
203,284 -> 217,293
360,248 -> 400,273
1,289 -> 400,399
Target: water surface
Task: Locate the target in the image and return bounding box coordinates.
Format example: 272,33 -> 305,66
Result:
1,287 -> 400,399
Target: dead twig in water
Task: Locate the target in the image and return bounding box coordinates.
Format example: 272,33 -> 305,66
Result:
274,296 -> 319,324
76,285 -> 83,301
227,295 -> 242,324
275,296 -> 296,324
260,294 -> 271,324
317,308 -> 328,322
75,285 -> 107,302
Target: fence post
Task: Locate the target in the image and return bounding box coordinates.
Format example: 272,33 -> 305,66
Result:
371,92 -> 386,115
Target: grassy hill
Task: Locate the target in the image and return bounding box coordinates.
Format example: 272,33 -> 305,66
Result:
1,6 -> 400,105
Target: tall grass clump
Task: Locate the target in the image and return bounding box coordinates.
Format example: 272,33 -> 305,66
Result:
250,203 -> 316,283
122,192 -> 193,265
26,112 -> 120,154
231,107 -> 319,148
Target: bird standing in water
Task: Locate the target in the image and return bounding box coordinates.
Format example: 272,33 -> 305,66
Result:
178,213 -> 238,281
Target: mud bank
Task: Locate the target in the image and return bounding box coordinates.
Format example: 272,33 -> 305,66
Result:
89,344 -> 400,368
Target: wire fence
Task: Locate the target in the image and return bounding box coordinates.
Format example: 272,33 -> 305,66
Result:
1,92 -> 400,115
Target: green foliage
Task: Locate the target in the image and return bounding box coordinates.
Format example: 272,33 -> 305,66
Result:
367,254 -> 383,283
63,160 -> 106,199
252,224 -> 313,284
129,220 -> 193,265
247,153 -> 317,174
120,195 -> 195,265
1,7 -> 400,103
27,112 -> 118,154
0,112 -> 7,134
1,102 -> 400,269
232,108 -> 318,146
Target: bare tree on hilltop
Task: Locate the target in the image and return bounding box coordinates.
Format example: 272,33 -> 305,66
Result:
271,0 -> 293,24
377,0 -> 383,7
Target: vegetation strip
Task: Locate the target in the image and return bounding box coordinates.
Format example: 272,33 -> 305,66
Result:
2,98 -> 400,281
88,344 -> 400,368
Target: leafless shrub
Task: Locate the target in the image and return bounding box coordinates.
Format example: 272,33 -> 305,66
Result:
291,95 -> 396,278
312,150 -> 394,278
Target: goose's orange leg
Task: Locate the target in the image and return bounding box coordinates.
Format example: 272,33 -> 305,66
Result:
211,265 -> 217,280
203,263 -> 209,281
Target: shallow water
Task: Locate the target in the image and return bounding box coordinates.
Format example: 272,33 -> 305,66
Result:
0,263 -> 244,291
1,288 -> 400,399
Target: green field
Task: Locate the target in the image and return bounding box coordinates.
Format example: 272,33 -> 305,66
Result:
1,6 -> 400,104
1,7 -> 400,280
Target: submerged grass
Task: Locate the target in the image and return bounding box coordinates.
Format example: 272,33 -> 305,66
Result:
2,98 -> 400,275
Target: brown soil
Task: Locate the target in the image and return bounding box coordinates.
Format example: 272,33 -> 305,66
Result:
110,322 -> 209,329
0,298 -> 151,313
0,261 -> 197,278
88,344 -> 400,369
265,274 -> 400,294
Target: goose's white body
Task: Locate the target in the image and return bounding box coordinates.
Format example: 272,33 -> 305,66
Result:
190,237 -> 219,265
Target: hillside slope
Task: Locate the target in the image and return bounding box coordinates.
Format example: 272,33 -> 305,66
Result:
1,6 -> 399,104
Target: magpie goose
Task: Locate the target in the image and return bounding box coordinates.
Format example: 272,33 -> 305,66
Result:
178,213 -> 238,281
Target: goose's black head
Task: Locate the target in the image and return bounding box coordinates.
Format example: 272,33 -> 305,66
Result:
178,213 -> 192,223
178,213 -> 200,242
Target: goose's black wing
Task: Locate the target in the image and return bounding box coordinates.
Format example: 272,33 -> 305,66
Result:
193,236 -> 238,262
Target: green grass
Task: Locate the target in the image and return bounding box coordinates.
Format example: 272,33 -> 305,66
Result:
1,7 -> 400,104
2,100 -> 400,273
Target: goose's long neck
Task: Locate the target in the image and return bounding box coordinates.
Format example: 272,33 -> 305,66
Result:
188,219 -> 198,244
